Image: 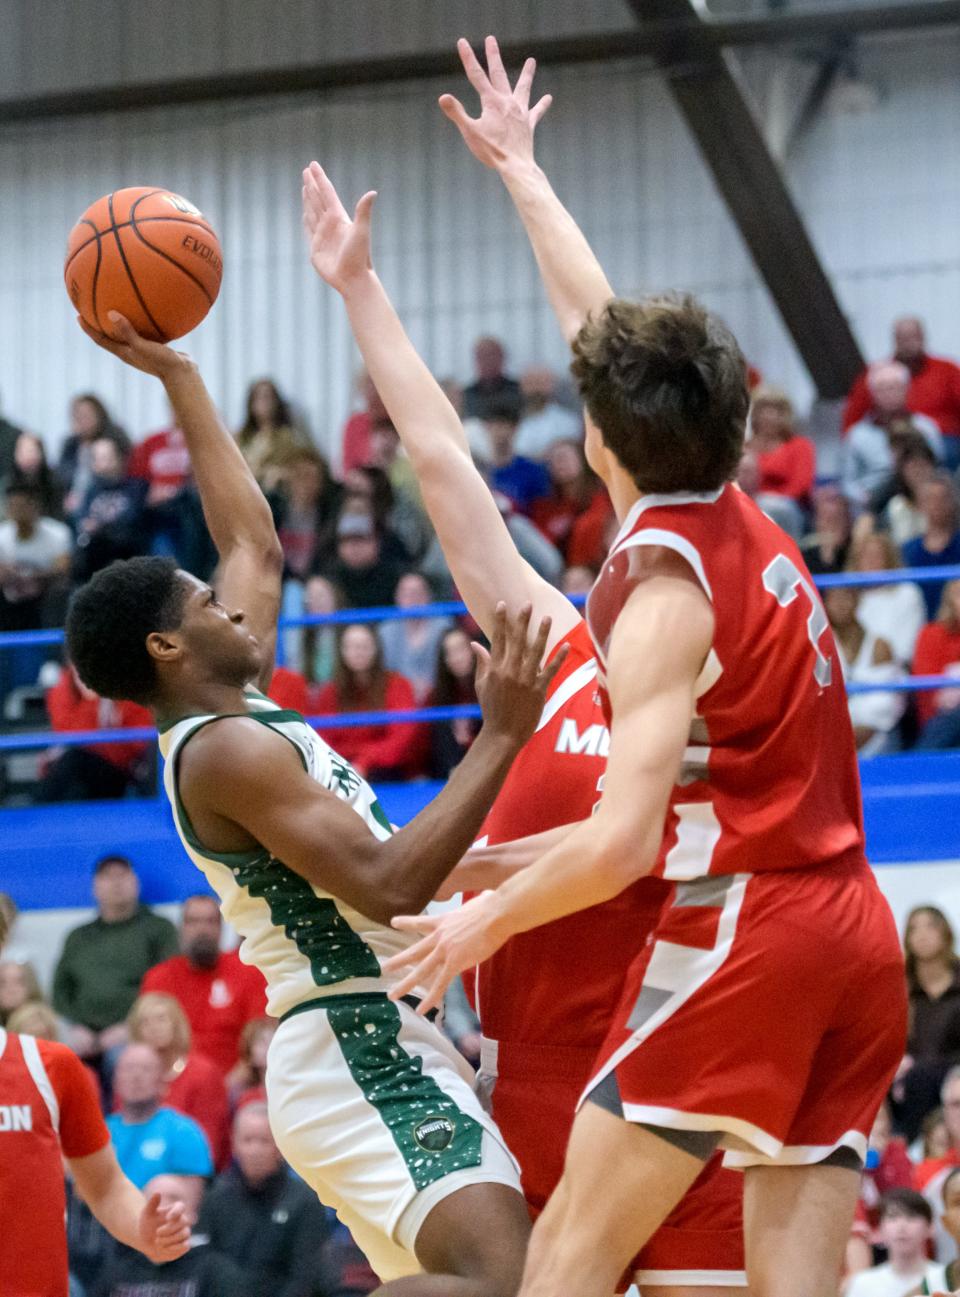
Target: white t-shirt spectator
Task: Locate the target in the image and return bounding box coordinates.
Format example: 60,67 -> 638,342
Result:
0,516 -> 71,602
857,582 -> 928,667
514,403 -> 583,460
845,1259 -> 947,1297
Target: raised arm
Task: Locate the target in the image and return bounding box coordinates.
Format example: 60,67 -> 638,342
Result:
178,605 -> 567,925
78,315 -> 283,686
302,164 -> 577,650
442,36 -> 613,342
386,561 -> 714,1010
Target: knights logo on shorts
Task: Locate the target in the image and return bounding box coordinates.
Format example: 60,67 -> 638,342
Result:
413,1116 -> 456,1152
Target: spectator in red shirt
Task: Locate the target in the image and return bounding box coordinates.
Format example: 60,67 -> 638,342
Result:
913,580 -> 960,740
127,992 -> 230,1170
0,909 -> 189,1297
127,414 -> 192,507
531,439 -> 603,560
312,622 -> 428,779
141,894 -> 266,1079
844,316 -> 960,466
741,387 -> 815,541
339,369 -> 392,475
37,663 -> 154,802
859,1101 -> 915,1237
565,486 -> 616,571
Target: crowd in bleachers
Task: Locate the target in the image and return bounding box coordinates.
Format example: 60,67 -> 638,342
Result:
1,316 -> 960,804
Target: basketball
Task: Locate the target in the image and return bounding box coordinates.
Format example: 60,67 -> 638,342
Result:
64,186 -> 223,343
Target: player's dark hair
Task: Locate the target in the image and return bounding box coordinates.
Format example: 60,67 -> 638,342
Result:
571,295 -> 748,493
878,1188 -> 933,1223
66,556 -> 187,706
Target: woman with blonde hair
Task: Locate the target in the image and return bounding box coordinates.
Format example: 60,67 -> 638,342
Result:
0,958 -> 44,1026
913,579 -> 960,747
6,1001 -> 60,1041
126,992 -> 230,1167
850,530 -> 927,667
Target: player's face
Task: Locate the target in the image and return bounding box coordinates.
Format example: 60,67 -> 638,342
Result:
176,573 -> 262,686
583,411 -> 607,480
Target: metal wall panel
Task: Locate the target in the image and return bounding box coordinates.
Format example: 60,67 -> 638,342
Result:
0,27 -> 958,460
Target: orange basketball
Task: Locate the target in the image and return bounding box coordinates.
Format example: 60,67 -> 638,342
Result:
64,186 -> 223,343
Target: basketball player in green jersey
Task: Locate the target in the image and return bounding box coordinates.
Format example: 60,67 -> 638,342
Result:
65,310 -> 565,1295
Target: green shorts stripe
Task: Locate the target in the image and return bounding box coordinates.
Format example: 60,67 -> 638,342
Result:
325,997 -> 484,1191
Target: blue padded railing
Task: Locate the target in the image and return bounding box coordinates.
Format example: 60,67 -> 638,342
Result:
0,565 -> 958,751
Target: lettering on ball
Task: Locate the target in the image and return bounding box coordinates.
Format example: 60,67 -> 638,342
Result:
182,235 -> 223,276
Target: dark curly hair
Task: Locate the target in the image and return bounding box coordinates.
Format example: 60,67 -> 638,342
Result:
570,295 -> 748,494
66,557 -> 188,705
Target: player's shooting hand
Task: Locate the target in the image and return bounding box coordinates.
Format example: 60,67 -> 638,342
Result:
473,602 -> 567,747
138,1192 -> 191,1264
302,161 -> 376,295
440,35 -> 552,172
77,312 -> 194,381
385,890 -> 510,1014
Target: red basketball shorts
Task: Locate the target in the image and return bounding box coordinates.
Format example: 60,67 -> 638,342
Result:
583,859 -> 907,1168
479,1038 -> 745,1286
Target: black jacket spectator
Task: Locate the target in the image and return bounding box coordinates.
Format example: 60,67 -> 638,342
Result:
91,1241 -> 246,1297
320,511 -> 403,608
70,438 -> 147,582
463,336 -> 522,422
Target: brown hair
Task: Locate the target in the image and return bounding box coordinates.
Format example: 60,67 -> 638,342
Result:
904,905 -> 957,990
937,579 -> 960,633
570,295 -> 748,493
0,960 -> 43,1026
333,623 -> 388,711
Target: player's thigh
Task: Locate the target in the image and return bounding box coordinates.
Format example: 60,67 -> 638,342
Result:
743,1163 -> 860,1297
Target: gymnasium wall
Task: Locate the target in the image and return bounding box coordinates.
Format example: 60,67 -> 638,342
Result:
1,17 -> 959,459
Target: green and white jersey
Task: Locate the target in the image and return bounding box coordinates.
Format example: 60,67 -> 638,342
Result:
159,690 -> 427,1018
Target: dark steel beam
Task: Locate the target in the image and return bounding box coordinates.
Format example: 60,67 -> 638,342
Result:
2,2 -> 959,124
628,0 -> 865,397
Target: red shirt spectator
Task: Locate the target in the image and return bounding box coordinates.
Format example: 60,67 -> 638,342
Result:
340,374 -> 392,474
127,424 -> 192,505
756,437 -> 815,504
566,490 -> 616,570
530,439 -> 604,560
0,1029 -> 110,1297
46,664 -> 152,772
912,590 -> 960,729
268,665 -> 310,713
312,622 -> 427,779
843,317 -> 960,437
142,896 -> 266,1078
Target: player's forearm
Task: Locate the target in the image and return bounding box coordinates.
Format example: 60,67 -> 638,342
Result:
79,1170 -> 146,1251
162,364 -> 280,563
499,160 -> 613,342
376,727 -> 525,918
485,812 -> 656,940
435,820 -> 583,899
342,270 -> 471,456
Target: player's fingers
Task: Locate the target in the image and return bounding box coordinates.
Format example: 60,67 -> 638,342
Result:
417,969 -> 450,1016
485,34 -> 511,93
438,93 -> 476,132
105,311 -> 140,346
389,913 -> 440,938
457,37 -> 491,96
387,949 -> 443,1002
470,642 -> 490,685
308,161 -> 350,221
539,640 -> 570,690
506,602 -> 533,674
354,190 -> 377,232
490,600 -> 507,664
514,56 -> 537,108
523,613 -> 552,680
530,93 -> 553,127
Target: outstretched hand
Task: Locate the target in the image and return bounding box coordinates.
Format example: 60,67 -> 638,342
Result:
440,35 -> 552,171
384,890 -> 509,1015
302,161 -> 377,295
77,312 -> 193,381
138,1191 -> 191,1264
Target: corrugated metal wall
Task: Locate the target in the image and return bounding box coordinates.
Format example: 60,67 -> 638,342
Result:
1,22 -> 959,457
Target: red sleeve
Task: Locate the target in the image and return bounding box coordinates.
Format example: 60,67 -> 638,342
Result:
912,624 -> 943,727
842,370 -> 871,432
39,1040 -> 110,1159
354,675 -> 428,776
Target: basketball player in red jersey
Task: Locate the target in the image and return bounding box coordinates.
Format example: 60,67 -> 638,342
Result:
0,913 -> 189,1297
384,37 -> 907,1297
302,77 -> 745,1293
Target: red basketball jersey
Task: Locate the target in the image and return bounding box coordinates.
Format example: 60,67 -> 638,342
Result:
472,621 -> 671,1049
0,1030 -> 110,1297
586,485 -> 867,880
